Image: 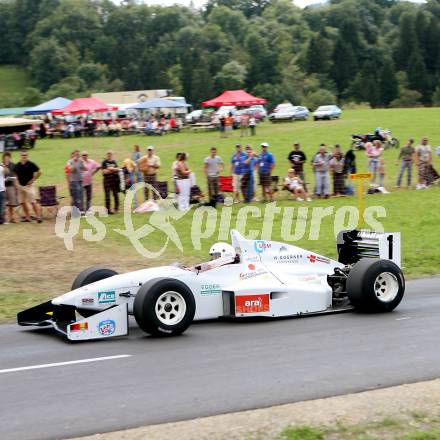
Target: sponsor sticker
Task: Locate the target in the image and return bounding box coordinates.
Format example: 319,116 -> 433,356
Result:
98,319 -> 116,336
307,254 -> 330,264
98,291 -> 116,304
81,297 -> 94,305
254,240 -> 271,253
239,267 -> 267,280
200,283 -> 221,296
235,294 -> 270,314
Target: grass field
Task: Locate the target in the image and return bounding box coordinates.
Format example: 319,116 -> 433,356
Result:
1,107 -> 440,320
0,65 -> 30,105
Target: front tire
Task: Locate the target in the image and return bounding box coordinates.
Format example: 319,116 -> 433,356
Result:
347,259 -> 405,312
72,266 -> 118,317
134,278 -> 196,337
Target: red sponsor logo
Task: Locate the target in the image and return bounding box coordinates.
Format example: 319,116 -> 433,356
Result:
235,294 -> 270,314
248,263 -> 256,270
307,254 -> 330,264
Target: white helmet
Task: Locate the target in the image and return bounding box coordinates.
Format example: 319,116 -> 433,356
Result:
209,242 -> 235,263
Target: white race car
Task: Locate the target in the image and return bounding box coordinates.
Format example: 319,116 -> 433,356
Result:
18,230 -> 405,341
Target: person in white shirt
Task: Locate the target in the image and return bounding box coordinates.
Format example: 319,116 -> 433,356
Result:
415,136 -> 432,189
284,169 -> 311,201
0,161 -> 5,224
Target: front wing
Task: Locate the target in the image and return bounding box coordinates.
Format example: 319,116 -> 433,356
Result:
18,302 -> 128,341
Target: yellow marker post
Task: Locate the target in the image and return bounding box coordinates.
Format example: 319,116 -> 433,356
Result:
350,173 -> 372,228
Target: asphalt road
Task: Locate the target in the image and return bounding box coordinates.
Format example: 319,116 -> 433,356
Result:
1,277 -> 440,440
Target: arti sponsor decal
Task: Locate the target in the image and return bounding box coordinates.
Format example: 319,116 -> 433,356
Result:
200,283 -> 221,296
81,297 -> 94,305
98,291 -> 116,304
235,294 -> 270,314
98,319 -> 116,336
307,254 -> 330,264
254,240 -> 271,254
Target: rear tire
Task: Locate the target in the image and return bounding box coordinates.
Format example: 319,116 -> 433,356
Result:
134,278 -> 196,337
72,266 -> 118,318
346,259 -> 405,312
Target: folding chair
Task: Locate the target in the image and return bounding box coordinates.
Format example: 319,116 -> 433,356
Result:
38,186 -> 60,219
219,176 -> 234,193
153,181 -> 169,199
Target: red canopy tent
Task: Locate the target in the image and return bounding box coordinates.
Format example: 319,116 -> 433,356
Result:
202,90 -> 266,107
52,97 -> 118,115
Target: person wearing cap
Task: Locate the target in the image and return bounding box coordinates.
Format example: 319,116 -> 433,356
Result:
258,142 -> 275,202
204,147 -> 224,206
138,146 -> 161,200
81,151 -> 100,212
241,145 -> 258,202
288,142 -> 308,192
230,144 -> 247,203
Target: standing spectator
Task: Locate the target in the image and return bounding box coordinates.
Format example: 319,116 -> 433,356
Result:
14,151 -> 42,222
101,150 -> 120,215
287,142 -> 308,191
204,147 -> 224,206
343,146 -> 357,195
81,151 -> 100,212
224,113 -> 234,138
0,159 -> 5,225
241,145 -> 257,203
138,146 -> 161,200
396,138 -> 415,188
2,152 -> 18,223
219,116 -> 226,138
365,140 -> 384,186
258,142 -> 275,202
68,150 -> 86,213
415,136 -> 432,189
122,156 -> 138,207
230,144 -> 247,203
249,115 -> 256,136
329,147 -> 345,196
312,145 -> 331,199
131,144 -> 142,184
175,152 -> 191,211
240,113 -> 249,137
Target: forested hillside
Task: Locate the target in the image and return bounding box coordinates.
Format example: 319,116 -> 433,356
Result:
0,0 -> 439,108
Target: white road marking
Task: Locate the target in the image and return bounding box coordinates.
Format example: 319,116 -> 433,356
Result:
0,354 -> 132,374
396,317 -> 411,321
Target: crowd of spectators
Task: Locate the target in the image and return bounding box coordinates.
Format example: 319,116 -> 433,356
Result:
0,136 -> 437,224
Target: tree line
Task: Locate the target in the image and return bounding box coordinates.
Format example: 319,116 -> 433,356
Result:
0,0 -> 440,109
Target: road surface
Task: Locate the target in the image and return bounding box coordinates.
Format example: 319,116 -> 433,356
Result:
1,277 -> 439,440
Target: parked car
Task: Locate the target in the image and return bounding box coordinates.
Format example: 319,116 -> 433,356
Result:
313,105 -> 341,120
247,105 -> 267,119
269,105 -> 309,122
185,109 -> 203,124
215,106 -> 237,118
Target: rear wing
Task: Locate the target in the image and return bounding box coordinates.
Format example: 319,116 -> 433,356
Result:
336,230 -> 401,268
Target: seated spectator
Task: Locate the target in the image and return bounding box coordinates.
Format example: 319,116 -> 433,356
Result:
284,169 -> 311,201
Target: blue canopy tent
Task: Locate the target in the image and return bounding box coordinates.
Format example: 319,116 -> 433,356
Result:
128,98 -> 190,110
25,97 -> 72,115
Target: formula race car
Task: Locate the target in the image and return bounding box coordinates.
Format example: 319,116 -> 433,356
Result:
18,229 -> 405,341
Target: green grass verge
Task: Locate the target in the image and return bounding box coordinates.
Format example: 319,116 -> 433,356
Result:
279,414 -> 440,440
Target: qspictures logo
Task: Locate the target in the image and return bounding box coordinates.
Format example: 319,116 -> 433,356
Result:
54,182 -> 387,259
